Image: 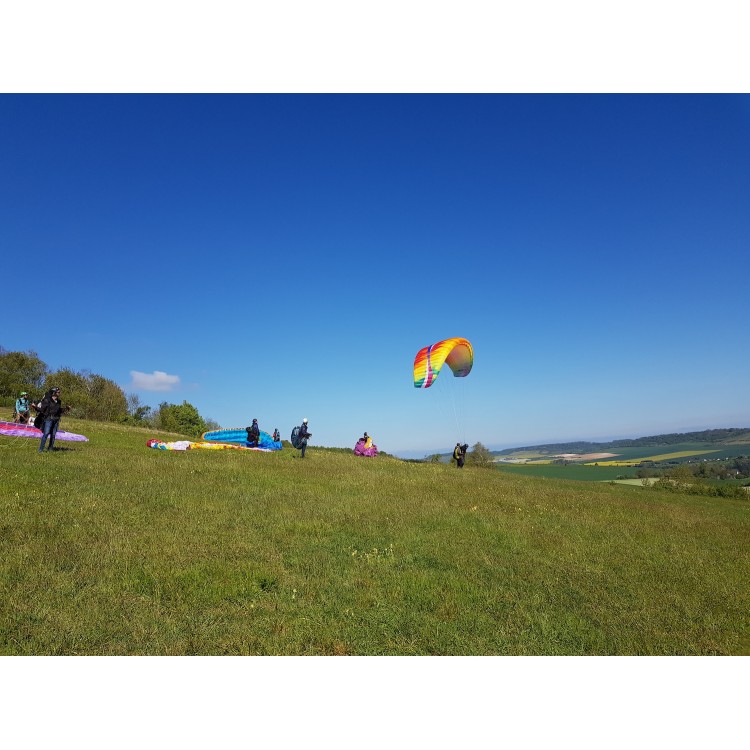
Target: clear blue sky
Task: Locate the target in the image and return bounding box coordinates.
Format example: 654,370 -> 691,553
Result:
2,95 -> 749,456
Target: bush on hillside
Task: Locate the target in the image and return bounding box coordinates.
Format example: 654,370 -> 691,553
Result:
154,401 -> 207,438
43,368 -> 128,421
467,442 -> 495,469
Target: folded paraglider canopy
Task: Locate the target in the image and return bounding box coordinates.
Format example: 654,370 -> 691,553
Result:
354,438 -> 378,457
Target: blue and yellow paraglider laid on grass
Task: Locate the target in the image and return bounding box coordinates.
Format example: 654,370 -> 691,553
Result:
201,427 -> 283,451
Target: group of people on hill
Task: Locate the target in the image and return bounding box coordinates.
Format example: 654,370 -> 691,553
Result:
246,417 -> 311,457
12,387 -> 72,452
12,392 -> 467,465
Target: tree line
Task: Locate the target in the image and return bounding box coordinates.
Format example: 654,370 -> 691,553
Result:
637,456 -> 750,482
0,347 -> 218,437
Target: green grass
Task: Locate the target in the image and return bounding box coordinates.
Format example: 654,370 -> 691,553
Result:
1,419 -> 748,655
497,463 -> 640,481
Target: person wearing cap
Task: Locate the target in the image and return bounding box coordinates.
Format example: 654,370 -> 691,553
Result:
15,391 -> 31,424
246,418 -> 261,447
298,418 -> 311,458
37,387 -> 70,453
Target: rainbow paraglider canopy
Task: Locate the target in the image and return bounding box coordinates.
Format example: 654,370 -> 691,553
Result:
413,337 -> 473,388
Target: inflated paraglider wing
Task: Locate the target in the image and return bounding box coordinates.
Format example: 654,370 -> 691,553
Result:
413,337 -> 473,388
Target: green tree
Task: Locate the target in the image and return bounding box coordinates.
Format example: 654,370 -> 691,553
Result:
123,393 -> 153,425
44,368 -> 128,421
155,401 -> 207,437
466,442 -> 495,468
0,348 -> 48,400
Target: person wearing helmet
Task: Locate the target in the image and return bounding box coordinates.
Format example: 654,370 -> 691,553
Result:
15,391 -> 31,424
298,418 -> 311,458
37,387 -> 71,452
272,428 -> 281,443
246,418 -> 261,447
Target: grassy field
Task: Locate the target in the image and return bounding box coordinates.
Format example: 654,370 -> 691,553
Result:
497,463 -> 639,481
1,419 -> 749,655
590,450 -> 722,466
499,442 -> 750,464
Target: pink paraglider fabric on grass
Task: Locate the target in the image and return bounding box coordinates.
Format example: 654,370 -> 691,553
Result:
354,439 -> 378,457
0,421 -> 88,442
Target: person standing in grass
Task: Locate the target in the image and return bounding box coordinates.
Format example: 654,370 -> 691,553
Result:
453,442 -> 468,468
15,391 -> 31,424
37,387 -> 70,453
272,428 -> 280,443
298,418 -> 311,458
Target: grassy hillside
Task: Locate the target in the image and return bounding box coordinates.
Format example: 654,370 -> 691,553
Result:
494,428 -> 750,455
1,419 -> 748,655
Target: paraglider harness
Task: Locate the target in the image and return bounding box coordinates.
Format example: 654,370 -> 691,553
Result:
291,424 -> 311,450
246,422 -> 260,446
33,391 -> 69,430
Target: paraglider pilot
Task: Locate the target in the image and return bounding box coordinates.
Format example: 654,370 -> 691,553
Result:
453,442 -> 468,468
246,418 -> 260,447
299,418 -> 311,458
37,387 -> 71,452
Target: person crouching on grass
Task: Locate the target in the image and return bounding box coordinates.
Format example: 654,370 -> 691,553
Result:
15,391 -> 31,424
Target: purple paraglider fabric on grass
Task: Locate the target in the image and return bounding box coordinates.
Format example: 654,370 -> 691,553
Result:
354,439 -> 378,457
0,421 -> 89,442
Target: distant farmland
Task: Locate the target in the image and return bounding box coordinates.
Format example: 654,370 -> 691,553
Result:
494,436 -> 750,483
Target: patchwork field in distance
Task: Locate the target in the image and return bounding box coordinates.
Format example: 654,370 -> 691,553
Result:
589,450 -> 722,466
494,438 -> 750,482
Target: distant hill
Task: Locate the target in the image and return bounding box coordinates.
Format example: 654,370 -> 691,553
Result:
493,428 -> 750,456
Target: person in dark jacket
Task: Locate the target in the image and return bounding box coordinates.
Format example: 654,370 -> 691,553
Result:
37,387 -> 70,452
272,428 -> 280,443
246,418 -> 261,447
298,418 -> 311,458
453,442 -> 468,468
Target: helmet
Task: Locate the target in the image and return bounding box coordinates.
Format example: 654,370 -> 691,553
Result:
51,387 -> 60,393
302,418 -> 308,423
20,391 -> 27,396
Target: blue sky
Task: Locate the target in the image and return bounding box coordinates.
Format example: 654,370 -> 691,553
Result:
2,95 -> 749,456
